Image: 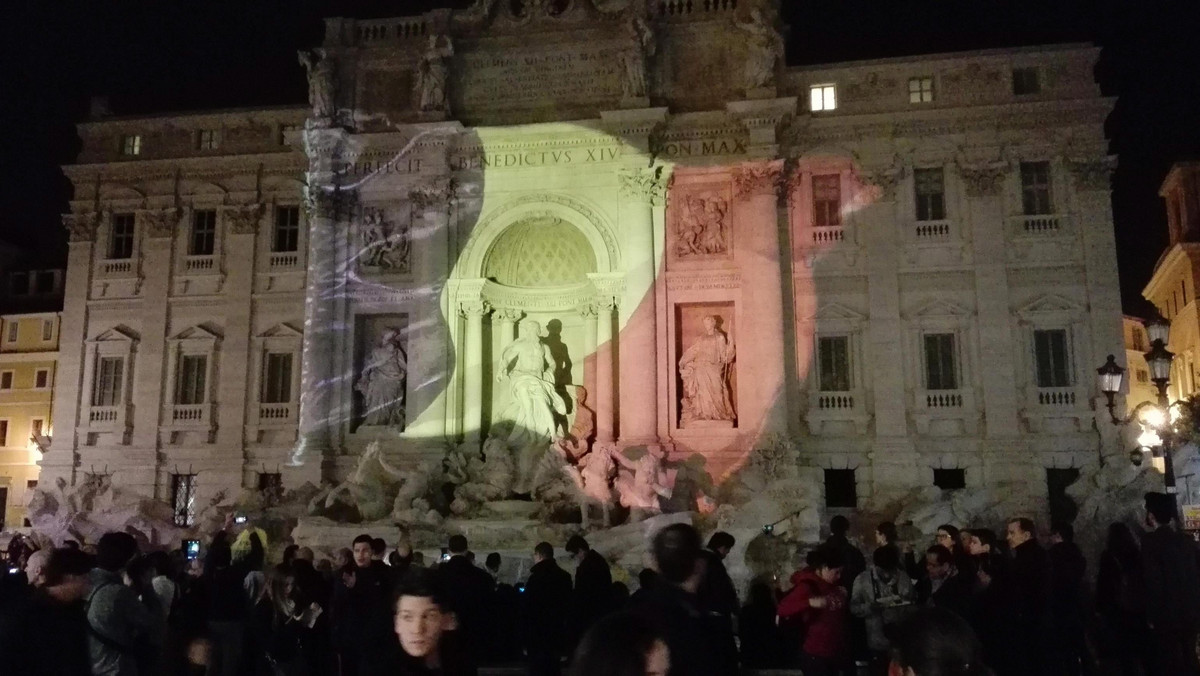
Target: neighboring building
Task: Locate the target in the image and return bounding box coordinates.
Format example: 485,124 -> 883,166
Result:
1143,162 -> 1200,403
0,312 -> 59,526
43,2 -> 1121,517
1123,316 -> 1156,410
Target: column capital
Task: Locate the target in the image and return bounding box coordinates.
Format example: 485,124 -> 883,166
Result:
458,299 -> 492,319
957,162 -> 1010,197
732,159 -> 785,199
139,207 -> 181,239
223,203 -> 264,235
493,307 -> 524,324
63,212 -> 99,242
618,166 -> 672,207
576,302 -> 600,319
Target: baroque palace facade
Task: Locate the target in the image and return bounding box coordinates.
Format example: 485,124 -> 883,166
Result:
42,0 -> 1121,518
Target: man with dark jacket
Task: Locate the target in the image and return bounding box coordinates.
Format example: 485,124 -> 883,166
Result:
565,534 -> 611,646
634,524 -> 721,676
999,518 -> 1051,676
1047,521 -> 1088,675
697,532 -> 739,674
523,541 -> 573,676
823,516 -> 866,592
333,534 -> 399,676
0,547 -> 93,676
435,534 -> 495,667
916,544 -> 973,619
1141,491 -> 1200,676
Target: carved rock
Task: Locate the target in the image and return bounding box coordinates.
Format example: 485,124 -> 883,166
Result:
63,213 -> 99,243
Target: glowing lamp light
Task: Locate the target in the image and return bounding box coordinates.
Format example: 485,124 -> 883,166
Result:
1145,315 -> 1171,346
1138,428 -> 1164,449
1152,456 -> 1167,474
1096,355 -> 1125,396
1145,342 -> 1176,383
1171,405 -> 1183,424
1140,406 -> 1167,430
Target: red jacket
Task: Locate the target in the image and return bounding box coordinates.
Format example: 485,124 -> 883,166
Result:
776,568 -> 848,659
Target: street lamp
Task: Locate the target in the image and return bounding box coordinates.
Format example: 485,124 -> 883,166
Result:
1097,354 -> 1125,424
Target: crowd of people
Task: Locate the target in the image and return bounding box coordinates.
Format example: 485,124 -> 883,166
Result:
0,490 -> 1197,676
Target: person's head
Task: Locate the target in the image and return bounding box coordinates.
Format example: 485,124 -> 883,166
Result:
393,570 -> 456,665
245,532 -> 266,571
533,542 -> 554,564
333,547 -> 353,569
352,535 -> 373,568
296,547 -> 314,563
96,532 -> 139,573
394,539 -> 413,559
565,534 -> 591,561
808,547 -> 844,585
447,534 -> 469,557
282,544 -> 299,566
830,515 -> 851,537
638,567 -> 657,589
371,538 -> 387,560
269,567 -> 296,613
925,545 -> 953,581
965,529 -> 996,556
1145,492 -> 1176,528
652,524 -> 702,590
568,611 -> 670,676
1049,521 -> 1073,545
876,521 -> 898,546
24,548 -> 52,587
484,552 -> 501,574
935,525 -> 960,551
887,607 -> 991,676
41,548 -> 93,603
874,543 -> 901,573
706,532 -> 735,559
1005,518 -> 1035,550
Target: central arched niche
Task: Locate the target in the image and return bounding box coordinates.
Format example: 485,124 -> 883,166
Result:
482,216 -> 596,287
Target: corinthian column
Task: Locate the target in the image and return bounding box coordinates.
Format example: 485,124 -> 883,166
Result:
460,299 -> 492,444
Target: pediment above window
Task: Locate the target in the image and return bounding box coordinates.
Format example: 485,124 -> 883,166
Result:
168,324 -> 222,347
256,323 -> 303,339
1015,294 -> 1085,320
906,298 -> 973,320
88,325 -> 139,344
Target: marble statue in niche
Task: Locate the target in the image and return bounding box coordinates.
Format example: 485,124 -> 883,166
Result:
497,319 -> 569,493
618,16 -> 655,100
735,8 -> 784,91
357,329 -> 408,428
679,315 -> 736,427
415,34 -> 454,114
676,194 -> 729,257
360,209 -> 411,272
297,49 -> 336,121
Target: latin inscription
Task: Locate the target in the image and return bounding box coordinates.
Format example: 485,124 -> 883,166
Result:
451,146 -> 620,171
345,158 -> 423,177
667,273 -> 742,292
456,45 -> 622,109
655,139 -> 748,158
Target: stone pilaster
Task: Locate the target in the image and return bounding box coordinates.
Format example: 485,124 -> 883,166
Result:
215,204 -> 261,473
407,181 -> 454,444
596,297 -> 617,443
459,299 -> 491,444
577,303 -> 599,409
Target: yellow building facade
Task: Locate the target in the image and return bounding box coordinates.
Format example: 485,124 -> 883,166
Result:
0,312 -> 58,527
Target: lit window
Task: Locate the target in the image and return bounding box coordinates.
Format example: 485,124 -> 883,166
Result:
171,474 -> 197,526
34,369 -> 48,389
41,320 -> 52,342
0,421 -> 8,446
273,206 -> 301,253
1012,67 -> 1041,96
1020,161 -> 1053,215
0,372 -> 12,390
197,129 -> 220,151
92,357 -> 124,407
909,77 -> 934,103
1034,329 -> 1072,388
914,168 -> 946,221
923,333 -> 958,390
817,336 -> 851,392
6,322 -> 17,343
810,84 -> 837,112
263,352 -> 294,404
109,213 -> 136,259
812,174 -> 841,227
120,135 -> 142,156
190,210 -> 217,256
175,355 -> 208,405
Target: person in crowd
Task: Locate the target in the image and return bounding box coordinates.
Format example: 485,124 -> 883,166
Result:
916,544 -> 972,618
524,541 -> 573,676
777,547 -> 849,676
485,552 -> 502,580
434,534 -> 494,669
1047,521 -> 1088,675
630,568 -> 658,606
696,531 -> 739,674
0,547 -> 93,676
382,568 -> 473,676
88,531 -> 163,676
1140,491 -> 1200,676
823,516 -> 866,593
875,522 -> 900,554
963,528 -> 1005,672
611,581 -> 630,606
145,550 -> 177,625
332,548 -> 353,572
282,544 -> 300,570
370,538 -> 387,563
886,607 -> 994,676
332,533 -> 397,676
1095,522 -> 1149,676
851,543 -> 915,673
935,524 -> 971,571
568,611 -> 670,676
633,523 -> 720,676
566,534 -> 612,647
996,517 -> 1050,676
23,547 -> 51,587
738,577 -> 781,669
204,528 -> 254,676
487,551 -> 522,663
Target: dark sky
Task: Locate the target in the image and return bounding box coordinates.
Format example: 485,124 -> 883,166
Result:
2,0 -> 1198,313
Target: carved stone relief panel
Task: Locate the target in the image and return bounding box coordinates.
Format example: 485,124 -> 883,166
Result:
670,184 -> 733,262
357,206 -> 412,275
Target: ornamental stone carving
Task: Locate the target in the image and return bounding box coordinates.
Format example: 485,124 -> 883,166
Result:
676,194 -> 729,257
458,299 -> 492,318
224,203 -> 263,235
734,9 -> 784,92
618,166 -> 671,206
414,34 -> 454,115
141,208 -> 180,238
1068,158 -> 1115,192
359,208 -> 411,273
410,180 -> 454,212
297,49 -> 336,123
356,329 -> 408,428
618,17 -> 655,100
494,307 -> 525,325
732,160 -> 784,198
576,302 -> 599,320
63,213 -> 99,242
859,166 -> 905,202
958,164 -> 1009,197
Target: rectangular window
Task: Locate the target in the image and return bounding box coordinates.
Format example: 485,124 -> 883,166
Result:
1034,329 -> 1072,387
914,168 -> 946,221
35,271 -> 55,294
34,369 -> 48,389
30,419 -> 43,438
262,352 -> 293,404
923,333 -> 959,390
1012,67 -> 1041,95
6,322 -> 17,343
933,468 -> 966,490
175,355 -> 208,405
41,320 -> 52,342
810,84 -> 837,112
10,272 -> 28,296
908,77 -> 934,103
190,210 -> 217,256
257,472 -> 283,492
197,129 -> 220,150
1132,328 -> 1146,351
817,336 -> 851,392
120,135 -> 142,156
273,206 -> 300,253
26,480 -> 37,490
171,474 -> 197,527
1020,161 -> 1053,215
812,174 -> 841,227
1046,468 -> 1080,524
109,213 -> 136,259
824,469 -> 857,508
92,357 -> 124,407
0,421 -> 8,447
0,372 -> 12,390
1137,369 -> 1150,384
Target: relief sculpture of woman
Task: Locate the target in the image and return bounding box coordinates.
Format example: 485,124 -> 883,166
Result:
678,315 -> 736,427
357,329 -> 407,428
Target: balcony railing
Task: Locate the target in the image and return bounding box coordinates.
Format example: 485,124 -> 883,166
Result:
658,0 -> 738,17
811,226 -> 845,245
816,393 -> 856,410
356,17 -> 426,44
922,390 -> 964,408
184,255 -> 216,272
89,406 -> 119,423
171,404 -> 207,423
269,252 -> 300,269
101,260 -> 134,275
259,403 -> 293,421
1036,386 -> 1077,407
1011,214 -> 1064,236
913,220 -> 953,242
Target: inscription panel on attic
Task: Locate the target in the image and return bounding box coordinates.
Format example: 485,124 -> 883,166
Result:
455,43 -> 624,109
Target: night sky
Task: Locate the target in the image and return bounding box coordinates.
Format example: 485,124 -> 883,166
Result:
1,0 -> 1197,314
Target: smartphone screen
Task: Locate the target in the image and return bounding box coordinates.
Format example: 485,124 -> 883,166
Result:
185,540 -> 200,560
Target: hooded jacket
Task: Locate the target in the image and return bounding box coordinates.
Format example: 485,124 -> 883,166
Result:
776,569 -> 848,659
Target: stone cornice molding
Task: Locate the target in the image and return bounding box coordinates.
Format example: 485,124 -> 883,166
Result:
63,212 -> 99,243
618,166 -> 671,206
1067,157 -> 1116,192
140,207 -> 181,238
957,163 -> 1010,197
732,160 -> 784,199
223,203 -> 264,235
